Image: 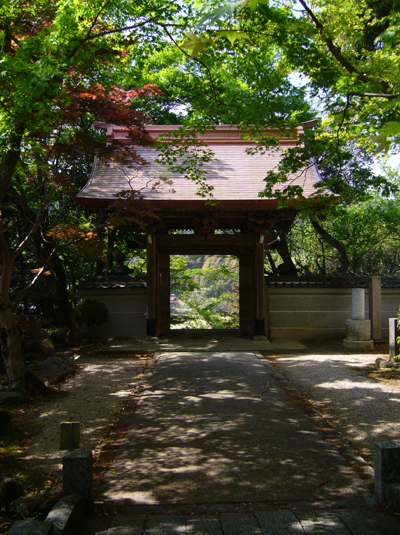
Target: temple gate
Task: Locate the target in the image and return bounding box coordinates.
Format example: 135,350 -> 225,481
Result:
77,125 -> 320,338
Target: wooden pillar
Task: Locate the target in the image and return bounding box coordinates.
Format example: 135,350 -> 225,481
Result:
157,250 -> 170,336
146,234 -> 157,336
253,240 -> 265,336
239,250 -> 254,336
106,228 -> 117,271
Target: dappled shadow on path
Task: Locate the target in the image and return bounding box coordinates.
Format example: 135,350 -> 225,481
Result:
266,352 -> 400,460
98,352 -> 368,505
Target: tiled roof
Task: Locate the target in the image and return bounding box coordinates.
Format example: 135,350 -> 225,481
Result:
77,125 -> 321,204
78,275 -> 146,290
78,274 -> 400,291
265,275 -> 400,288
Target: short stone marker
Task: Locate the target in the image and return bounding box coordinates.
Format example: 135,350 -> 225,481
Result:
389,318 -> 400,360
60,422 -> 93,511
374,441 -> 400,511
63,451 -> 93,512
45,493 -> 86,535
60,422 -> 80,451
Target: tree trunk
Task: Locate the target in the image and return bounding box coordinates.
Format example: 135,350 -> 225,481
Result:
276,228 -> 298,276
0,130 -> 23,206
266,250 -> 279,275
49,248 -> 80,341
310,216 -> 350,274
0,298 -> 48,396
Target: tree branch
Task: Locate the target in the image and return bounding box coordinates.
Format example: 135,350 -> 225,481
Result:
13,249 -> 57,311
310,215 -> 349,274
67,18 -> 163,60
298,0 -> 392,94
348,92 -> 399,100
12,187 -> 56,261
13,226 -> 107,310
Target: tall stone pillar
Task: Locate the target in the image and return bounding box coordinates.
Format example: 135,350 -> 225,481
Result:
369,276 -> 382,340
146,234 -> 157,337
343,288 -> 374,352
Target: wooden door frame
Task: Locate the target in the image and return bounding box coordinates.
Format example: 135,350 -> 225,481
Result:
146,233 -> 270,337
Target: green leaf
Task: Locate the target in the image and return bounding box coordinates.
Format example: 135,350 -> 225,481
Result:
197,1 -> 244,28
181,32 -> 213,58
214,30 -> 252,46
249,0 -> 259,9
372,122 -> 400,154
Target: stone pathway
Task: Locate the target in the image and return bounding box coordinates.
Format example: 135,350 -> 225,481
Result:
78,502 -> 400,534
77,351 -> 400,534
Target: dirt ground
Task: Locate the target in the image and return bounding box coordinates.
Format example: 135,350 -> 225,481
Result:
0,345 -> 152,530
263,339 -> 399,465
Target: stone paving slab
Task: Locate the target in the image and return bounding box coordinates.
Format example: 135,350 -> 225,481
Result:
108,514 -> 147,534
75,349 -> 400,534
97,351 -> 367,505
332,509 -> 400,535
77,506 -> 400,534
144,515 -> 186,534
219,512 -> 262,534
255,510 -> 306,535
186,515 -> 222,535
294,511 -> 351,534
100,337 -> 307,354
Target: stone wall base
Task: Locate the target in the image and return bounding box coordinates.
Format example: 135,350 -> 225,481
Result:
343,339 -> 374,352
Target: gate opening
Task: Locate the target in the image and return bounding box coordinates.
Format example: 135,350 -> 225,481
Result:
170,255 -> 239,330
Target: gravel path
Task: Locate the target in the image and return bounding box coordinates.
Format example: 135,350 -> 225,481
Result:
265,346 -> 400,464
16,352 -> 151,483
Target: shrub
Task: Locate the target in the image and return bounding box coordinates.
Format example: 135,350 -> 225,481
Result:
76,298 -> 108,339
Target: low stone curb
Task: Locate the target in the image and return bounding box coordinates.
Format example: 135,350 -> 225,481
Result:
8,493 -> 85,535
8,519 -> 54,534
45,493 -> 86,535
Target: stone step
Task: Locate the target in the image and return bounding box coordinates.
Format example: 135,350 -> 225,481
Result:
77,507 -> 400,535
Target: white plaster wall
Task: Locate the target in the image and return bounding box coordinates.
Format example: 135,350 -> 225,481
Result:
79,287 -> 147,340
265,286 -> 400,340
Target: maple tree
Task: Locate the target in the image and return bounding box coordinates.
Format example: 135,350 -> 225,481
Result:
181,0 -> 400,189
176,0 -> 400,273
3,0 -> 398,397
0,0 -> 180,394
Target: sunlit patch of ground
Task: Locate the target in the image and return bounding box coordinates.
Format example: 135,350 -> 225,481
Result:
265,344 -> 400,465
1,350 -> 152,499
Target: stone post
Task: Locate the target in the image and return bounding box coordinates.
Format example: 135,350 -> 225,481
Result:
343,288 -> 374,352
374,441 -> 400,509
369,276 -> 382,340
63,450 -> 93,511
389,318 -> 400,360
